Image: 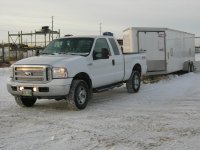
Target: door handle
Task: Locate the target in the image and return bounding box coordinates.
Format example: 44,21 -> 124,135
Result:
159,48 -> 164,51
112,59 -> 115,66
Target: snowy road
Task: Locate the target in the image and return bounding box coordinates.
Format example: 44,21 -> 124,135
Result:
0,67 -> 200,150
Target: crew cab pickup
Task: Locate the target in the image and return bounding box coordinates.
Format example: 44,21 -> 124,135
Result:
7,35 -> 147,110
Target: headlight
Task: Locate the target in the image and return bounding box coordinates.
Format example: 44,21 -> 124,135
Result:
52,67 -> 67,79
9,66 -> 14,78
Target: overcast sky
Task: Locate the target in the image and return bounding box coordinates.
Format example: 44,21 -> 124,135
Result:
0,0 -> 200,44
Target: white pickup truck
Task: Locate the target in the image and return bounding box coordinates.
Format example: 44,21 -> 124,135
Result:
7,35 -> 147,110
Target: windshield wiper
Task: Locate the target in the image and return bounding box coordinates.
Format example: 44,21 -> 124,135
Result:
41,52 -> 63,55
67,52 -> 89,56
41,52 -> 89,56
41,52 -> 57,55
41,52 -> 50,55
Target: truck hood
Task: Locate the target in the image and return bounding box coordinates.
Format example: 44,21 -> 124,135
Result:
14,54 -> 84,66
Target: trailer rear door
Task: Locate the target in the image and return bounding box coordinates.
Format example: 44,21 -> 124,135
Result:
138,31 -> 166,72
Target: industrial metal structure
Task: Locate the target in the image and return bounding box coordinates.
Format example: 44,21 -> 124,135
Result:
8,26 -> 60,47
6,26 -> 60,60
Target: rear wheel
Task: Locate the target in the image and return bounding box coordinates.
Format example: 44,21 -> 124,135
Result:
67,80 -> 90,110
190,62 -> 194,72
15,96 -> 37,107
187,63 -> 191,73
126,71 -> 141,93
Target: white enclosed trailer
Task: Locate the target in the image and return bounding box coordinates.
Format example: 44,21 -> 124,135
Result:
123,27 -> 195,75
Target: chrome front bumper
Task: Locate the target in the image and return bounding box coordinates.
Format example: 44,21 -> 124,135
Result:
7,78 -> 73,98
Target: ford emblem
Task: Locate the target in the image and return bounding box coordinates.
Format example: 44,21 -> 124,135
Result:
24,72 -> 32,76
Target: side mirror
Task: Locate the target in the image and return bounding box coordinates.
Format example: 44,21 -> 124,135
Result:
93,48 -> 110,60
101,48 -> 109,59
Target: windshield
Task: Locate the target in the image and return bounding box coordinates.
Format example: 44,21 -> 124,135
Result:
42,38 -> 94,56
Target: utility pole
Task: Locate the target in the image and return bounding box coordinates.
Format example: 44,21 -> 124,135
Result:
52,16 -> 54,41
100,23 -> 102,35
8,31 -> 10,59
2,41 -> 5,63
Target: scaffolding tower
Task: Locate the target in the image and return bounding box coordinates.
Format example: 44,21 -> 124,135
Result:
8,26 -> 60,48
7,26 -> 60,60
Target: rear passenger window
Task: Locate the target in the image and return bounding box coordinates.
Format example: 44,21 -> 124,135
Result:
109,38 -> 120,55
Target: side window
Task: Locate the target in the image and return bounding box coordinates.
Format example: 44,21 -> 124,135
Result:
93,38 -> 110,60
109,38 -> 120,55
94,38 -> 110,52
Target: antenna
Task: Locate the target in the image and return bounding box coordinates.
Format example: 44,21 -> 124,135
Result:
100,23 -> 102,35
52,16 -> 54,41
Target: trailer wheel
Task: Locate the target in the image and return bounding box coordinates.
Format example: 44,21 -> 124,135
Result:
126,71 -> 141,93
15,96 -> 37,107
67,80 -> 90,110
190,62 -> 194,72
187,63 -> 191,73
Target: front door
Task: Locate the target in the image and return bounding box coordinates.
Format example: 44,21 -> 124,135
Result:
139,31 -> 166,72
89,38 -> 118,88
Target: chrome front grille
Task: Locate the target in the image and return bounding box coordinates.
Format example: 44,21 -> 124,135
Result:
14,65 -> 51,83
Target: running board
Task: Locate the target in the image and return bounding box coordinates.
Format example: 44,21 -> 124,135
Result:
93,82 -> 123,93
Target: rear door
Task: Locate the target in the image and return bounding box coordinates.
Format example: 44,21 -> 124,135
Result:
138,31 -> 166,72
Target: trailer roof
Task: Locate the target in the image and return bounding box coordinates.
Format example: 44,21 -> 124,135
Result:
124,27 -> 195,36
60,35 -> 114,39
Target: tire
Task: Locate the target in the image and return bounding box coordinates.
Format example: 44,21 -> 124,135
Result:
190,62 -> 194,72
67,80 -> 90,110
187,63 -> 191,73
15,96 -> 37,107
126,71 -> 141,93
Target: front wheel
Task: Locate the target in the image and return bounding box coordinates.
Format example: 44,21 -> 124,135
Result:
15,96 -> 37,107
67,80 -> 90,110
126,71 -> 141,93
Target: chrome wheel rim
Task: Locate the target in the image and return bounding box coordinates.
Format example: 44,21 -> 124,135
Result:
133,75 -> 140,89
77,86 -> 87,105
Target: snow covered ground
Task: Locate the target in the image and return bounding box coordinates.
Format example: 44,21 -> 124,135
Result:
1,59 -> 200,149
